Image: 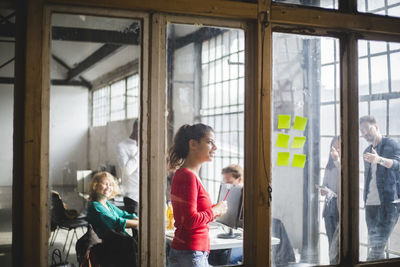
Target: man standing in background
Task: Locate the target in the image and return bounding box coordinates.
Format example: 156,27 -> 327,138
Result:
360,115 -> 400,260
117,119 -> 139,215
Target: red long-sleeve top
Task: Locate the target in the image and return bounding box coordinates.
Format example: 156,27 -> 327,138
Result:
170,168 -> 214,252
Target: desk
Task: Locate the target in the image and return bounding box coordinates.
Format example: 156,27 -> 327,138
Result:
165,222 -> 280,250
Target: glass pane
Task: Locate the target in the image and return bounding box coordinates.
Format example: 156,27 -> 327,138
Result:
0,8 -> 15,267
358,39 -> 400,262
166,24 -> 245,266
50,13 -> 141,265
358,0 -> 400,18
272,33 -> 340,266
273,0 -> 338,9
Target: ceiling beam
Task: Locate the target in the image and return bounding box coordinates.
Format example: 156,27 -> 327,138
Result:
52,54 -> 92,88
0,76 -> 89,87
52,25 -> 140,45
172,27 -> 225,50
0,24 -> 140,44
66,43 -> 121,81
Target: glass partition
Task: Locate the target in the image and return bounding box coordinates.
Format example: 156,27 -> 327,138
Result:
0,8 -> 15,267
49,13 -> 141,265
271,33 -> 340,266
165,23 -> 245,266
358,39 -> 400,261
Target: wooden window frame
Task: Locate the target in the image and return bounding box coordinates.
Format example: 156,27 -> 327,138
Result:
13,0 -> 400,266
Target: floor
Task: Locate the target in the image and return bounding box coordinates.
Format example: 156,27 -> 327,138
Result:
0,186 -> 88,267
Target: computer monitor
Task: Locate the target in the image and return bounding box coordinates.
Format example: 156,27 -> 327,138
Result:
216,183 -> 243,238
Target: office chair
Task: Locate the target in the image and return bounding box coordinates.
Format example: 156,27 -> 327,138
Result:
50,190 -> 88,262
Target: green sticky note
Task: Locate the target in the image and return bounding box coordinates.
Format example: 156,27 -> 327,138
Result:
291,136 -> 306,149
278,115 -> 291,129
293,116 -> 308,131
292,154 -> 306,168
276,133 -> 290,148
277,152 -> 290,166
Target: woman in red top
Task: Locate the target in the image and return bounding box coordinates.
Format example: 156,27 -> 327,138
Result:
168,123 -> 228,267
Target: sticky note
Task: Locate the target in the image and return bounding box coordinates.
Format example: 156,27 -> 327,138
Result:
291,136 -> 306,149
277,152 -> 290,166
293,116 -> 308,131
278,115 -> 291,129
276,133 -> 290,148
292,154 -> 306,168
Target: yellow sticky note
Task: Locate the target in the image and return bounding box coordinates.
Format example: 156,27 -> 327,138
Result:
293,116 -> 308,131
292,154 -> 306,168
276,133 -> 290,148
277,152 -> 290,166
291,136 -> 306,149
278,115 -> 291,129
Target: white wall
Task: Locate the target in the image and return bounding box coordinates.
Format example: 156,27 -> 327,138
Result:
89,119 -> 135,178
0,84 -> 14,186
49,85 -> 89,185
172,43 -> 197,131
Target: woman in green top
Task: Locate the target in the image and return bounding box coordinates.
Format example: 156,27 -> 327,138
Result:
87,171 -> 139,239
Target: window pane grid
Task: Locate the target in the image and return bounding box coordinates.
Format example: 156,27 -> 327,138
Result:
91,73 -> 140,126
200,30 -> 245,202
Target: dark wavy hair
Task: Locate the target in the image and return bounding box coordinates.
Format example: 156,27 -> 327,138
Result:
168,123 -> 214,169
326,136 -> 340,170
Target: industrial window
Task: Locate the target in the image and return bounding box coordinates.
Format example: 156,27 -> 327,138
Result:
199,30 -> 245,200
91,73 -> 140,126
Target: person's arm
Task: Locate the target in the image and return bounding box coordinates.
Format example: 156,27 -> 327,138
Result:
172,174 -> 214,228
364,147 -> 398,169
90,202 -> 131,233
125,218 -> 139,228
110,202 -> 138,219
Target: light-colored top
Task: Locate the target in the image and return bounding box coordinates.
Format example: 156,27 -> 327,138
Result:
116,138 -> 139,202
366,163 -> 381,205
170,168 -> 214,252
87,200 -> 137,239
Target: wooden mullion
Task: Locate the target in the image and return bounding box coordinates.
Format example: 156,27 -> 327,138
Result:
12,2 -> 26,267
147,13 -> 166,267
339,0 -> 357,13
340,33 -> 359,266
22,0 -> 50,266
45,0 -> 257,20
270,4 -> 400,40
244,0 -> 272,266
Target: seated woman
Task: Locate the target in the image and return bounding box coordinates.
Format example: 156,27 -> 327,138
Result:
87,171 -> 139,239
86,171 -> 139,266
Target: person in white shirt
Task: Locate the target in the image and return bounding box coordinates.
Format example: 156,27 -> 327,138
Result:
116,119 -> 139,215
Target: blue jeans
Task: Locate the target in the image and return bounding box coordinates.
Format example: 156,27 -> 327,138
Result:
168,248 -> 209,267
365,204 -> 399,260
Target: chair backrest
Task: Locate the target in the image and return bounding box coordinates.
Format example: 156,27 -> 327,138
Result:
51,191 -> 68,223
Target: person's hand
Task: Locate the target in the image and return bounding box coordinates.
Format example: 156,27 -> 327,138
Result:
364,148 -> 380,164
330,146 -> 340,161
212,201 -> 228,217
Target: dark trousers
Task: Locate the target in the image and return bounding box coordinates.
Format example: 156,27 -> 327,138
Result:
365,204 -> 399,260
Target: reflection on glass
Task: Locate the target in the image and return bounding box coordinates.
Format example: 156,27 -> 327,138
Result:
165,24 -> 245,266
273,0 -> 338,9
358,0 -> 400,18
0,8 -> 15,267
272,33 -> 340,266
49,13 -> 141,266
358,40 -> 400,261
